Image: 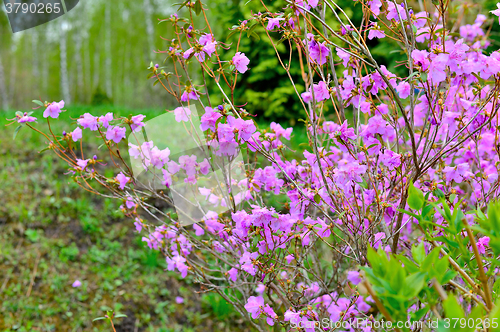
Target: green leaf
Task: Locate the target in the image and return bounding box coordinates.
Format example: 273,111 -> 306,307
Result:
314,193 -> 321,204
194,0 -> 202,15
403,272 -> 426,298
114,314 -> 128,318
442,294 -> 465,319
407,181 -> 424,210
13,125 -> 22,140
226,29 -> 239,40
92,317 -> 106,321
411,242 -> 426,264
32,100 -> 44,106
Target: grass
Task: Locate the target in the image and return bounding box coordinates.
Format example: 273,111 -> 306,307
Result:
0,105 -> 256,332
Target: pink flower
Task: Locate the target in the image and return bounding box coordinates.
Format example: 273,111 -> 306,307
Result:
443,163 -> 473,184
396,81 -> 411,99
491,4 -> 500,24
76,159 -> 89,170
368,28 -> 385,40
174,106 -> 191,122
233,52 -> 250,73
347,271 -> 362,285
380,149 -> 401,169
175,296 -> 184,304
244,296 -> 264,319
130,114 -> 146,132
228,267 -> 238,282
71,127 -> 82,142
78,113 -> 99,131
72,280 -> 82,288
17,112 -> 37,123
106,126 -> 126,144
98,113 -> 113,128
263,304 -> 277,326
116,172 -> 130,189
368,0 -> 382,16
43,100 -> 65,118
134,219 -> 143,233
307,38 -> 330,65
477,237 -> 490,254
200,107 -> 222,131
266,17 -> 284,30
193,223 -> 205,236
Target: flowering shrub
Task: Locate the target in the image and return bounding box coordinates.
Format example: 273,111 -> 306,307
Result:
10,0 -> 500,330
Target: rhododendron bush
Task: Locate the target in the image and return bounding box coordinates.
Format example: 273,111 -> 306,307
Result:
10,0 -> 500,330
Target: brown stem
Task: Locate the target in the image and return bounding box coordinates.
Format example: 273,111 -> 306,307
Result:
363,280 -> 402,332
463,219 -> 493,310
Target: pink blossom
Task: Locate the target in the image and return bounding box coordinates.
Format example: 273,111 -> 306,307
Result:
396,81 -> 411,99
130,114 -> 146,132
17,112 -> 37,123
347,271 -> 362,285
491,4 -> 500,24
368,28 -> 385,40
175,296 -> 184,304
244,296 -> 264,319
116,172 -> 130,189
174,106 -> 191,122
106,126 -> 126,144
98,113 -> 113,128
72,280 -> 82,288
266,17 -> 284,30
43,100 -> 65,119
477,237 -> 490,254
78,113 -> 99,131
233,52 -> 250,73
71,127 -> 82,142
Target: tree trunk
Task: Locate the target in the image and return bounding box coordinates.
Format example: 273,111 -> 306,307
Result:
0,55 -> 9,110
60,21 -> 71,104
104,4 -> 112,98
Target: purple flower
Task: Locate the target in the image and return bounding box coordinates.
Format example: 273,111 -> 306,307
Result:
347,271 -> 362,285
116,172 -> 130,190
244,296 -> 264,319
43,100 -> 65,119
368,28 -> 385,40
130,114 -> 146,132
98,113 -> 113,128
200,107 -> 222,132
263,304 -> 277,326
71,127 -> 82,142
106,126 -> 126,144
78,113 -> 99,131
17,112 -> 37,123
443,163 -> 473,184
477,237 -> 490,254
266,17 -> 284,30
232,52 -> 250,73
174,106 -> 191,122
396,81 -> 411,99
380,149 -> 401,169
491,4 -> 500,24
134,218 -> 143,233
72,280 -> 82,288
308,39 -> 330,65
228,267 -> 238,282
193,223 -> 205,236
181,89 -> 198,102
76,159 -> 89,170
175,296 -> 184,304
